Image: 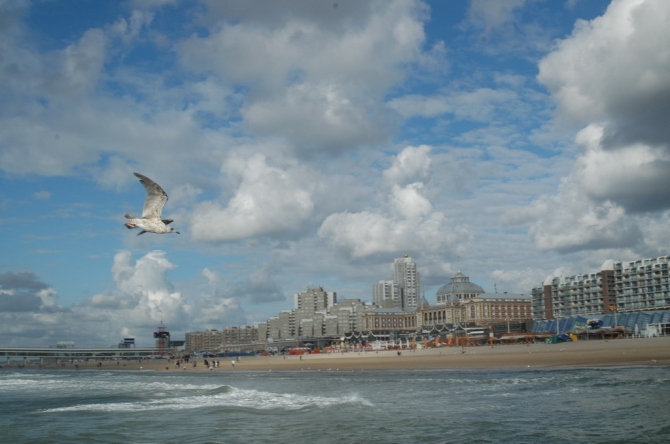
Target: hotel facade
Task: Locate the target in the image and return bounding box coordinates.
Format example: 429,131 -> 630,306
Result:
185,326 -> 259,353
421,270 -> 531,329
531,255 -> 670,320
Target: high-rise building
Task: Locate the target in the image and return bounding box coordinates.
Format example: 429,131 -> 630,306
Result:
278,310 -> 294,339
267,317 -> 281,339
331,299 -> 373,334
294,287 -> 336,312
393,255 -> 421,308
373,280 -> 402,308
294,287 -> 336,336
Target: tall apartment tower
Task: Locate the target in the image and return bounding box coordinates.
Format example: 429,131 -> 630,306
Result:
373,280 -> 402,308
293,287 -> 337,337
294,286 -> 336,312
393,255 -> 421,309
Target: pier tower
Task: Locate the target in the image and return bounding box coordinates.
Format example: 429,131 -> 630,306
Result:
153,320 -> 170,355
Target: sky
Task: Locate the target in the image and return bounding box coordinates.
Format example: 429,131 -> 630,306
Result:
2,0 -> 669,347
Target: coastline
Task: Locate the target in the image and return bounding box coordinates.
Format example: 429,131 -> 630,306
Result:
23,336 -> 670,373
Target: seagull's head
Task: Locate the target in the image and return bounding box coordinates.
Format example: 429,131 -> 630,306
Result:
171,227 -> 180,234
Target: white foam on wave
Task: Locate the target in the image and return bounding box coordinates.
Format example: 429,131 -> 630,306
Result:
0,374 -> 221,394
38,387 -> 373,414
0,376 -> 81,393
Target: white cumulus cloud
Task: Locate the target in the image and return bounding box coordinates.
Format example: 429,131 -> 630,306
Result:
523,0 -> 670,252
319,146 -> 469,257
190,154 -> 315,241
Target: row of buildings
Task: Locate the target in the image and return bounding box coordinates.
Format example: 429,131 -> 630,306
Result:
531,255 -> 670,319
184,326 -> 259,353
184,256 -> 532,352
184,254 -> 670,353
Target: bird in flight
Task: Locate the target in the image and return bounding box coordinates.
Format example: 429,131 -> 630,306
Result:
124,172 -> 180,236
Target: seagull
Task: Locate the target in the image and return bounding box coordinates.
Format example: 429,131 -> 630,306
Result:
124,172 -> 180,235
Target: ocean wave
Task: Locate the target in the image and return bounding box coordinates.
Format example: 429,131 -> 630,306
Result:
37,387 -> 372,414
0,374 -> 223,394
206,385 -> 234,395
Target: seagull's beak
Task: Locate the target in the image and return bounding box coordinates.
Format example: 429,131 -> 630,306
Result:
176,231 -> 180,234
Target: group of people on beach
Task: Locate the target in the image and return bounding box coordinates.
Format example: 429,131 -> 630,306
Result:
203,359 -> 221,369
167,357 -> 242,370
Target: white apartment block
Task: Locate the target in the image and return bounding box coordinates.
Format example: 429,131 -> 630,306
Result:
373,280 -> 402,308
531,255 -> 670,320
323,315 -> 339,336
332,299 -> 374,334
257,322 -> 267,342
184,326 -> 260,352
267,317 -> 281,340
393,255 -> 421,308
293,287 -> 336,311
278,310 -> 294,339
260,295 -> 374,341
293,287 -> 336,337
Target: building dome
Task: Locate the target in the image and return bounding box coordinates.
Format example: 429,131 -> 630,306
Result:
435,270 -> 485,304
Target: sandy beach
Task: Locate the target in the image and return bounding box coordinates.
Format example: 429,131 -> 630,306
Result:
34,336 -> 670,372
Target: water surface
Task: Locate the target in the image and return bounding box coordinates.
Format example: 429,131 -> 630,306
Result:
1,366 -> 668,443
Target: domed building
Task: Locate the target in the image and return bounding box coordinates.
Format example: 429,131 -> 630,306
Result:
435,270 -> 485,304
419,269 -> 532,331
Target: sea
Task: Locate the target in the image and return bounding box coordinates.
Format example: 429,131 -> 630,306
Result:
1,366 -> 669,443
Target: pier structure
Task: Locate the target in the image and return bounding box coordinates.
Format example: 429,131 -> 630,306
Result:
154,320 -> 170,356
0,347 -> 161,367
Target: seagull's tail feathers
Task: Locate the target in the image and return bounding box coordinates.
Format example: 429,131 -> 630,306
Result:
124,213 -> 135,219
137,230 -> 147,236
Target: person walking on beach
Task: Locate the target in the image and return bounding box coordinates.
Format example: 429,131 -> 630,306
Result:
231,360 -> 236,368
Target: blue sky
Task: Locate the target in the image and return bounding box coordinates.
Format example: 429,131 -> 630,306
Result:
2,0 -> 669,347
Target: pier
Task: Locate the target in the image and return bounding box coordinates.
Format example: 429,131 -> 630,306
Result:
0,347 -> 161,367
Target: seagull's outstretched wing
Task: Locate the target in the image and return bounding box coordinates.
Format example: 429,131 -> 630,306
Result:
134,172 -> 168,219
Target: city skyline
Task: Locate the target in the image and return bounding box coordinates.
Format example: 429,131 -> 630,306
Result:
3,0 -> 670,348
188,252 -> 670,341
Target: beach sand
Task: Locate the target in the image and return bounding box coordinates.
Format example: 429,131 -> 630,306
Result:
39,336 -> 670,372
